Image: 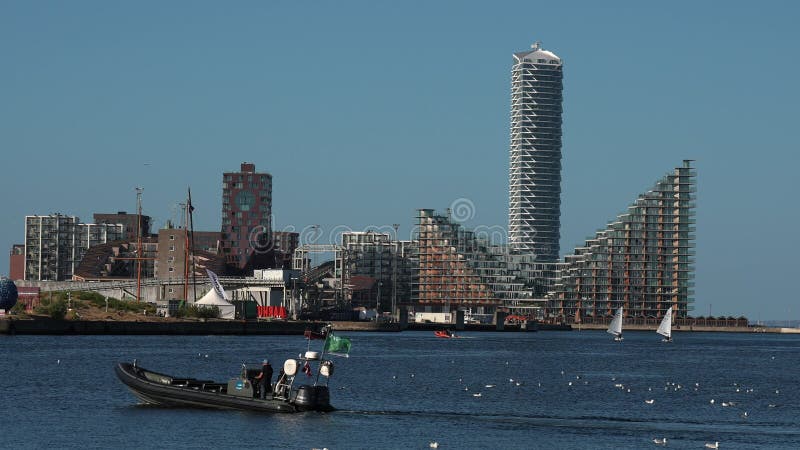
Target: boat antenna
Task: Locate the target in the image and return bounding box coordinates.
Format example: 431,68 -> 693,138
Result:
188,187 -> 197,301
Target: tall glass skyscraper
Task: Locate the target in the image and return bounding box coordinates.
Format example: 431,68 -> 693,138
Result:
508,42 -> 563,261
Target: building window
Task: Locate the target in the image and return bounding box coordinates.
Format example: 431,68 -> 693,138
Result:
168,267 -> 174,272
169,235 -> 175,240
168,288 -> 174,294
169,245 -> 175,252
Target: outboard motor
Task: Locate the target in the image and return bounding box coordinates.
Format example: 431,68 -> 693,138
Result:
293,385 -> 332,411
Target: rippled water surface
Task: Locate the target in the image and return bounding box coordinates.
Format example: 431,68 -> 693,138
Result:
2,330 -> 799,449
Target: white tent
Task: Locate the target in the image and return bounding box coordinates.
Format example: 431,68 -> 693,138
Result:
194,288 -> 235,320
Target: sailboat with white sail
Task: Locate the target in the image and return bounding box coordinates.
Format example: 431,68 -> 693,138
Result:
607,307 -> 624,341
657,307 -> 673,342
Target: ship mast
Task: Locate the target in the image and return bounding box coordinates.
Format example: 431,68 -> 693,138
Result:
135,187 -> 143,302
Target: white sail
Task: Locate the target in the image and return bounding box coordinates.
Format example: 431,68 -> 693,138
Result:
657,307 -> 673,339
607,307 -> 623,337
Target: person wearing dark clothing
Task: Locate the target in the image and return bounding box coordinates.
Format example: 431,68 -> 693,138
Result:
255,359 -> 273,399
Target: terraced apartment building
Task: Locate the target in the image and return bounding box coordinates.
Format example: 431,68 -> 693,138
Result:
549,161 -> 697,322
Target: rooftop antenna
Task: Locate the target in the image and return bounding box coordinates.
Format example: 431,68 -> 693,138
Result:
531,41 -> 542,50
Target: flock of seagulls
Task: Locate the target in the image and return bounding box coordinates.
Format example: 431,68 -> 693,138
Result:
385,352 -> 786,449
404,361 -> 784,449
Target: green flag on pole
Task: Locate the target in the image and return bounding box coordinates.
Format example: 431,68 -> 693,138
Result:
324,334 -> 352,356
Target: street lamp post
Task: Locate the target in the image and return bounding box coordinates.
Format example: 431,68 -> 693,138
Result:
291,277 -> 298,320
391,223 -> 399,322
376,281 -> 382,321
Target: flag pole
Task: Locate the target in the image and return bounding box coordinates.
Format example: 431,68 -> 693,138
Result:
314,325 -> 333,386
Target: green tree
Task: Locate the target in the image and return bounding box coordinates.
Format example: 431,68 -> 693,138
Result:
47,299 -> 68,320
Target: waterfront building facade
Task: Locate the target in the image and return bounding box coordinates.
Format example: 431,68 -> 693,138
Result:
9,244 -> 24,280
73,237 -> 158,281
415,209 -> 499,309
93,212 -> 151,242
340,231 -> 416,311
155,227 -> 225,300
414,209 -> 551,317
549,161 -> 697,322
508,41 -> 564,261
24,214 -> 123,281
271,231 -> 300,269
221,162 -> 273,270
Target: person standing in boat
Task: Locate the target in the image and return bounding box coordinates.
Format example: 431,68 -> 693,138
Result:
255,359 -> 273,399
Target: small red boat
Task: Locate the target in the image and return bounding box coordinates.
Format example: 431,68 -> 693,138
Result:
434,330 -> 456,338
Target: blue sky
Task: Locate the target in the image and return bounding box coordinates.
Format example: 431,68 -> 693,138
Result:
1,1 -> 798,321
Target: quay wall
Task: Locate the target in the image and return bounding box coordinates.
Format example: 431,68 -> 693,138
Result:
0,318 -> 325,335
2,318 -> 797,335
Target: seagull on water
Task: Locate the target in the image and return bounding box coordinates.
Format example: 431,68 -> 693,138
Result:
429,441 -> 439,448
472,393 -> 482,397
704,441 -> 719,449
709,399 -> 715,404
653,437 -> 667,445
485,384 -> 495,388
645,399 -> 655,404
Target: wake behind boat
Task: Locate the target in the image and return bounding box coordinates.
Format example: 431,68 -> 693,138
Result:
115,327 -> 352,413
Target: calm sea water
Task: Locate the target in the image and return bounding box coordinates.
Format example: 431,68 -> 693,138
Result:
2,330 -> 799,449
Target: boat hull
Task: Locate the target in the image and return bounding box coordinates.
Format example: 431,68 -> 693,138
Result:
115,363 -> 333,413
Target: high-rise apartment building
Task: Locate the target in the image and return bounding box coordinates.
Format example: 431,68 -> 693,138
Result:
221,163 -> 272,270
508,42 -> 564,261
549,161 -> 697,322
24,214 -> 123,281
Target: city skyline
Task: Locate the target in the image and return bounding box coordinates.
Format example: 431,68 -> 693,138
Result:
1,1 -> 799,320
